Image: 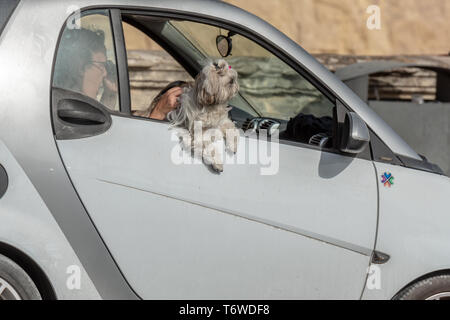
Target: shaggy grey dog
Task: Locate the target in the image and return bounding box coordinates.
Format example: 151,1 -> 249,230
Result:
168,59 -> 240,173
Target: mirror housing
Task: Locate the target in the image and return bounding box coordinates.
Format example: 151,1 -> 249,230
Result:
340,112 -> 370,154
216,31 -> 235,57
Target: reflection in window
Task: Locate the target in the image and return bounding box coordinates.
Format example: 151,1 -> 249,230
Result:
53,12 -> 119,111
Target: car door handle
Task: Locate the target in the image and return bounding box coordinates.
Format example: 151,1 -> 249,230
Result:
57,99 -> 107,125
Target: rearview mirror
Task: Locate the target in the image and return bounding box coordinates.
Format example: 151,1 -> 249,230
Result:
340,112 -> 370,154
216,31 -> 235,57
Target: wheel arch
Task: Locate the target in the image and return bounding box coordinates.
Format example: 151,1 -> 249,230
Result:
0,241 -> 57,300
392,268 -> 450,300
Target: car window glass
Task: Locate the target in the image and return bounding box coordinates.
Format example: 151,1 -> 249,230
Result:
122,22 -> 193,115
53,11 -> 119,111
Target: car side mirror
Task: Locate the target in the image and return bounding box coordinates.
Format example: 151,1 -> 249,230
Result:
340,112 -> 370,154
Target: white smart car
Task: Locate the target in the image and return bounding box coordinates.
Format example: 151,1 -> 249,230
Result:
0,0 -> 448,300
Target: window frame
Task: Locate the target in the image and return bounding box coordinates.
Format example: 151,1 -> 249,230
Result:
110,9 -> 131,114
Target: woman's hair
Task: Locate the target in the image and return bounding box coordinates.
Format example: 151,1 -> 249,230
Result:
53,28 -> 106,91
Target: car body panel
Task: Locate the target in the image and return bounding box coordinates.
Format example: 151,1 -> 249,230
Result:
0,140 -> 100,299
362,163 -> 450,299
0,0 -> 138,299
57,115 -> 377,299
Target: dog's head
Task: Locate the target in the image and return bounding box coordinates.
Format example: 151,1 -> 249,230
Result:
195,59 -> 239,107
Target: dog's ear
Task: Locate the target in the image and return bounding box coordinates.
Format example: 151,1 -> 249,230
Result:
201,88 -> 215,105
195,72 -> 217,106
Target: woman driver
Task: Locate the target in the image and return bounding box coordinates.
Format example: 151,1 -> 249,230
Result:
54,27 -> 180,118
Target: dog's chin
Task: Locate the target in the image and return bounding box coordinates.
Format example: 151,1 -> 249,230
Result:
209,95 -> 234,106
199,91 -> 233,107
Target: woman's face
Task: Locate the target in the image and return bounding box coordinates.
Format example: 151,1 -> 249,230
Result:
81,51 -> 107,99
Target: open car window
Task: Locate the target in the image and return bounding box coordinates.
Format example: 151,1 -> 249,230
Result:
122,22 -> 193,113
169,20 -> 335,121
122,15 -> 338,150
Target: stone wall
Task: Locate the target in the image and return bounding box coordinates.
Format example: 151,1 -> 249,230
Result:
123,1 -> 450,56
127,50 -> 193,111
224,0 -> 450,56
124,1 -> 450,56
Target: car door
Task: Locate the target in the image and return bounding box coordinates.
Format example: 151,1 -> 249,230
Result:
51,8 -> 378,299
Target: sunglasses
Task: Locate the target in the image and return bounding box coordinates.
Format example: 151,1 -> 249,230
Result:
89,60 -> 108,72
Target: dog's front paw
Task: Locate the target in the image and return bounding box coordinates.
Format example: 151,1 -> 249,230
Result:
211,163 -> 223,173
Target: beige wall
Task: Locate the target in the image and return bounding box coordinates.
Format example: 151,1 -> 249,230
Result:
123,23 -> 163,51
224,0 -> 450,55
121,1 -> 450,55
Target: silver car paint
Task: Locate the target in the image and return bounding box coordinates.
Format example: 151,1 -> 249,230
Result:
0,0 -> 138,299
57,115 -> 377,299
0,140 -> 100,299
0,0 -> 446,299
362,163 -> 450,299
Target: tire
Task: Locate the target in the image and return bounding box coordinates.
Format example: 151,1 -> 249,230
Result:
0,254 -> 42,300
394,274 -> 450,300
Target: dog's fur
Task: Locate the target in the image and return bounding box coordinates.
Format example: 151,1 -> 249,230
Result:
168,59 -> 240,172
